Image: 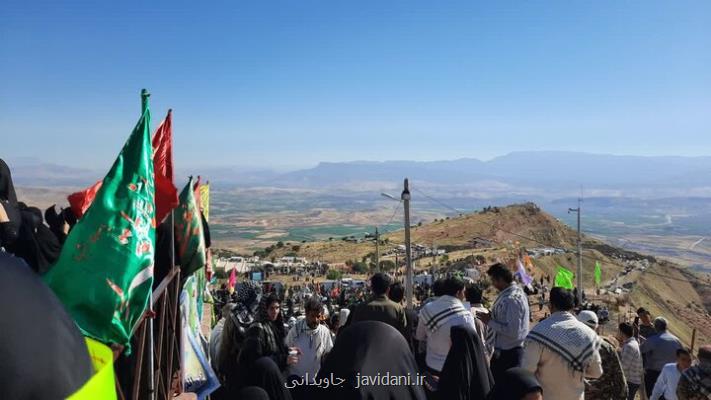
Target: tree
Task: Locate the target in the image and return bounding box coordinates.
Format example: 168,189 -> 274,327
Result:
417,221 -> 423,227
379,260 -> 396,271
326,269 -> 343,280
362,252 -> 375,264
352,261 -> 368,274
276,241 -> 284,248
440,255 -> 449,265
292,245 -> 301,252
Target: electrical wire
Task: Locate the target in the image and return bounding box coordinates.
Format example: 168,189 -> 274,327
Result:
411,183 -> 711,288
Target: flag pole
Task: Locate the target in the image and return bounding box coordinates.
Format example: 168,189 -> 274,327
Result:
142,89 -> 156,400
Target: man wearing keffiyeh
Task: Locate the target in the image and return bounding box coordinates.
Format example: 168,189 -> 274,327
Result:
521,287 -> 603,400
677,345 -> 711,400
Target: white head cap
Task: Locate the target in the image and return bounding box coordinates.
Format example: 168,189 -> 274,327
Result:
577,310 -> 599,329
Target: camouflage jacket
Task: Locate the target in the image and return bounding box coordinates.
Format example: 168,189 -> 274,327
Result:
676,363 -> 711,400
585,338 -> 628,400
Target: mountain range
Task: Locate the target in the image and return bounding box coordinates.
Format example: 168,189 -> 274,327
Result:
6,152 -> 711,197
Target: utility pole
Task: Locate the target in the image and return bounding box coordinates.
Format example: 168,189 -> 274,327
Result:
375,227 -> 380,272
402,178 -> 413,310
568,198 -> 582,305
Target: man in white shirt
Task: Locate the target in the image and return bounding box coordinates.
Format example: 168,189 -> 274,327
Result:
285,296 -> 333,384
416,276 -> 477,375
650,347 -> 692,400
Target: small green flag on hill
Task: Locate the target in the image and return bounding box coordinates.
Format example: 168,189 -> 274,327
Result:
554,266 -> 575,290
594,261 -> 602,286
44,90 -> 155,349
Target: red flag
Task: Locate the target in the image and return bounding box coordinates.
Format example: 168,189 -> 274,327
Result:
67,180 -> 102,218
152,109 -> 178,223
228,266 -> 236,293
68,110 -> 178,221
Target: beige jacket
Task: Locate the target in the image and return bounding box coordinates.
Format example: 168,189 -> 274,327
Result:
522,339 -> 603,400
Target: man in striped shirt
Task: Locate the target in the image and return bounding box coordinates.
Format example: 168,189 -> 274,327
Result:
478,263 -> 530,384
619,322 -> 644,400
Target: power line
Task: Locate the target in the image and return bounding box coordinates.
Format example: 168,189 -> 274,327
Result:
380,199 -> 403,234
411,183 -> 711,288
413,186 -> 565,249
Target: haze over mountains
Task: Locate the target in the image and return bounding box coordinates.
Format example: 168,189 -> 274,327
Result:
274,152 -> 711,196
9,152 -> 711,198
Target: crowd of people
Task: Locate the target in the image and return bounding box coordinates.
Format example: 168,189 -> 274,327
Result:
3,155 -> 711,400
206,262 -> 711,400
0,159 -> 73,275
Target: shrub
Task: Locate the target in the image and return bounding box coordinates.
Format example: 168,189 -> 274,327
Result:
327,269 -> 343,280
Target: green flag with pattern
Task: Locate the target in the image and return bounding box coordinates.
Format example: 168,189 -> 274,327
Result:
44,90 -> 155,349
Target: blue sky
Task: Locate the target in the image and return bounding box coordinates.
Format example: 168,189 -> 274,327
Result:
1,0 -> 710,170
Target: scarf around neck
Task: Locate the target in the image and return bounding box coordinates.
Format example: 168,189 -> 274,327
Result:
420,295 -> 470,334
527,311 -> 600,373
683,361 -> 711,397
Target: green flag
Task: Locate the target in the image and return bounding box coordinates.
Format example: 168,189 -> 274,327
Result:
554,266 -> 575,290
174,177 -> 206,278
594,261 -> 602,286
44,91 -> 155,349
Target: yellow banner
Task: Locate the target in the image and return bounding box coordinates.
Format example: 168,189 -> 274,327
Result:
199,183 -> 210,222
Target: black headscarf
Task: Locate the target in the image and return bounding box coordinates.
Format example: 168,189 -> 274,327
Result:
9,203 -> 61,274
240,356 -> 293,400
314,321 -> 427,400
0,158 -> 21,248
0,252 -> 94,399
237,293 -> 290,374
44,204 -> 76,244
0,158 -> 18,204
237,386 -> 270,400
217,281 -> 263,389
486,367 -> 542,400
256,292 -> 287,340
438,324 -> 494,400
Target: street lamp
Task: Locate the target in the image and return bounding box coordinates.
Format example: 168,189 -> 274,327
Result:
381,192 -> 398,201
381,181 -> 413,310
